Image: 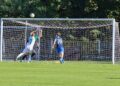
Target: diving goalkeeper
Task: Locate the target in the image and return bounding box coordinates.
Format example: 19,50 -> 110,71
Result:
16,29 -> 42,62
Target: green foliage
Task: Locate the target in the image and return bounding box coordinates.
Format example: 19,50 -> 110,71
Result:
84,0 -> 98,13
90,29 -> 101,40
0,0 -> 120,21
67,34 -> 76,40
80,37 -> 89,43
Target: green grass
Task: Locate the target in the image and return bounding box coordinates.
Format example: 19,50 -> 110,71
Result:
0,61 -> 120,86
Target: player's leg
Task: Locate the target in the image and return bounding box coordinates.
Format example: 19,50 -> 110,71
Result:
28,54 -> 32,63
22,55 -> 28,60
27,49 -> 33,62
27,50 -> 36,61
57,47 -> 64,64
28,50 -> 35,62
27,44 -> 34,62
16,52 -> 25,61
16,46 -> 29,61
59,52 -> 64,64
31,50 -> 36,59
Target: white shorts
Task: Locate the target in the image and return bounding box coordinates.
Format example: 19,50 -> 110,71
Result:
22,43 -> 34,53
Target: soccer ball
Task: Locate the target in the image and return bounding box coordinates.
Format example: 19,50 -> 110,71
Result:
30,13 -> 35,18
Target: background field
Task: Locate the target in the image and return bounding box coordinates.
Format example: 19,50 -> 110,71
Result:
0,61 -> 120,86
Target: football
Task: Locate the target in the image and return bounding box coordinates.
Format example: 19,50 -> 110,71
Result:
30,13 -> 35,18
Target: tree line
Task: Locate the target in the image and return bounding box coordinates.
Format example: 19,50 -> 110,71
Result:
0,0 -> 120,21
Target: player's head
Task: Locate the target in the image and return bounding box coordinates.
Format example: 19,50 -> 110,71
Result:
56,32 -> 61,36
30,31 -> 35,36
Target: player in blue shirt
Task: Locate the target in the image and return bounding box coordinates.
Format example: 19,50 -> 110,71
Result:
52,32 -> 64,64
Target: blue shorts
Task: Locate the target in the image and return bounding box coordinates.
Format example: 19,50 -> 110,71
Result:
56,47 -> 64,54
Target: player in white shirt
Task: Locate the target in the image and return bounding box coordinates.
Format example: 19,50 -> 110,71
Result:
16,30 -> 42,62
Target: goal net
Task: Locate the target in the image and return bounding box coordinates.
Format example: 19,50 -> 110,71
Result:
0,18 -> 119,64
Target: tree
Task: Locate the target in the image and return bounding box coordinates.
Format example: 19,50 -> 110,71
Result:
0,0 -> 120,22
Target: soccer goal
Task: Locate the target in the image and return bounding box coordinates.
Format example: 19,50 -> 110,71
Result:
0,18 -> 119,64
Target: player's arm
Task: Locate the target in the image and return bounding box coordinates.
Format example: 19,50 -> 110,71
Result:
30,29 -> 40,35
52,38 -> 57,49
38,29 -> 42,38
51,38 -> 56,53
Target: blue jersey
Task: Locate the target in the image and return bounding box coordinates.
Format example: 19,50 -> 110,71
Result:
25,35 -> 36,50
28,35 -> 38,44
28,36 -> 33,44
54,35 -> 64,53
54,35 -> 63,48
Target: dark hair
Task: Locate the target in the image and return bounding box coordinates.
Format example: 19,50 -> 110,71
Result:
57,32 -> 61,36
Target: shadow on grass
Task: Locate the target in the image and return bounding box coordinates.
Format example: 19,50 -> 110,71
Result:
108,77 -> 120,79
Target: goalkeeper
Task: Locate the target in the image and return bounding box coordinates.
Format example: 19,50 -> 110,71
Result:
51,32 -> 64,64
16,29 -> 42,62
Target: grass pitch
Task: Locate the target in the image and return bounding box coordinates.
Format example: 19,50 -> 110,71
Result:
0,61 -> 120,86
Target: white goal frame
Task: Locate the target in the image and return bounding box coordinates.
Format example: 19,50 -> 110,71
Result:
0,18 -> 116,64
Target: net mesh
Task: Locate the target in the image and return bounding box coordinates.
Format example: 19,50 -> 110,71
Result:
1,18 -> 119,63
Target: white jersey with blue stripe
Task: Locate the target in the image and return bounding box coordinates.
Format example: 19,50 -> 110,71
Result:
25,36 -> 35,51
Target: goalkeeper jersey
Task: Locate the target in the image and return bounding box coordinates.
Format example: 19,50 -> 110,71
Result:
34,34 -> 39,41
28,34 -> 39,44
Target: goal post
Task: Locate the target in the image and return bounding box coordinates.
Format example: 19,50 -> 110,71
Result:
114,22 -> 120,64
112,19 -> 115,64
0,18 -> 3,62
0,18 -> 119,64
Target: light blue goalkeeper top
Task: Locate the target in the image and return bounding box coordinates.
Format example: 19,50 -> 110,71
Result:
28,34 -> 38,44
28,36 -> 33,44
